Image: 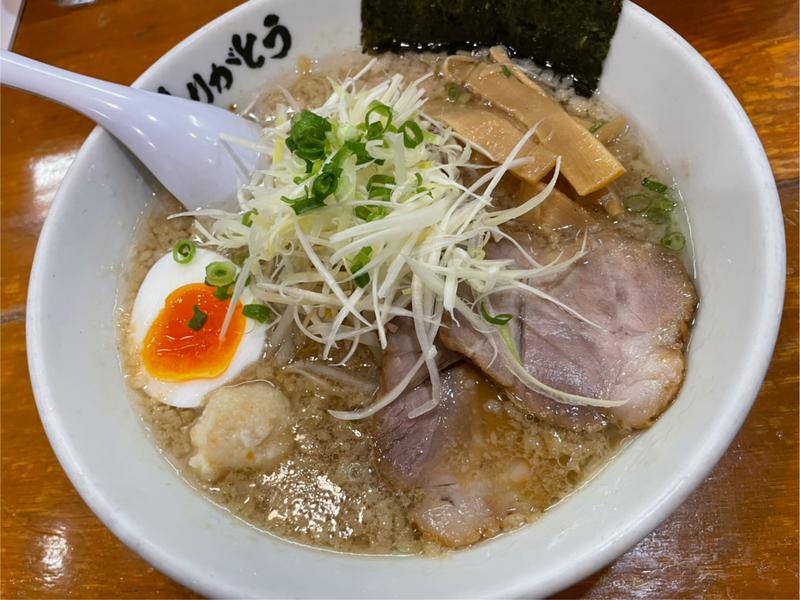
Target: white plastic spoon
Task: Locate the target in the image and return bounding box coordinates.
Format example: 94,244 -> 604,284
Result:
0,50 -> 261,210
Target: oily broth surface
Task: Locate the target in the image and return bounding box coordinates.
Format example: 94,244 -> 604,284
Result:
122,218 -> 620,554
119,200 -> 419,552
118,51 -> 687,554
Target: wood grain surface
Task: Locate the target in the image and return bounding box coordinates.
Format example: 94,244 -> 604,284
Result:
1,1 -> 797,598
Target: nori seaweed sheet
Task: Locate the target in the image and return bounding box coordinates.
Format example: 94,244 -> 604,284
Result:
361,0 -> 623,96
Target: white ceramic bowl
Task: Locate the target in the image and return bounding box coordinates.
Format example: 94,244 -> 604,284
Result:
26,1 -> 785,597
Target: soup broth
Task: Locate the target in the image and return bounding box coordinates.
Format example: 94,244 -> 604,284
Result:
119,51 -> 691,554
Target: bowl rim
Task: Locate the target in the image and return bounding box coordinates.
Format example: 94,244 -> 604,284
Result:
25,1 -> 786,597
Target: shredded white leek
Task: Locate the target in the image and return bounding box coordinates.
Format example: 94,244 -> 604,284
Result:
181,65 -> 618,419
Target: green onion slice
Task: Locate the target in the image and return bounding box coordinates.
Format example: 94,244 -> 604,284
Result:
654,196 -> 677,212
172,239 -> 196,264
643,196 -> 676,224
354,272 -> 370,288
343,140 -> 375,165
241,209 -> 258,227
354,205 -> 388,222
642,177 -> 668,193
399,120 -> 424,149
213,284 -> 232,300
205,261 -> 236,287
624,193 -> 652,213
311,163 -> 341,199
501,65 -> 512,78
367,173 -> 395,200
282,187 -> 327,215
644,208 -> 671,224
589,119 -> 608,133
660,231 -> 686,251
282,194 -> 326,215
242,303 -> 272,323
187,305 -> 208,331
446,82 -> 462,103
481,302 -> 513,325
348,246 -> 373,288
364,102 -> 393,140
285,110 -> 331,162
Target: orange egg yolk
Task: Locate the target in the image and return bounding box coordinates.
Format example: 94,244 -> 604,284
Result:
141,283 -> 246,382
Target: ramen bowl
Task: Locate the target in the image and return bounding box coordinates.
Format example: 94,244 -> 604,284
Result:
26,0 -> 784,596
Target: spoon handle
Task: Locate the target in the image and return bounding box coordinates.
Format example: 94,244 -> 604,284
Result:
0,50 -> 259,210
1,50 -> 140,127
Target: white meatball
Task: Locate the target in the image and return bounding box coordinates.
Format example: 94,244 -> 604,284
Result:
188,382 -> 293,481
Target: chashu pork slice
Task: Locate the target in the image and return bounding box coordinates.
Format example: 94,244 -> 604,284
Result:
438,232 -> 697,431
374,323 -> 534,548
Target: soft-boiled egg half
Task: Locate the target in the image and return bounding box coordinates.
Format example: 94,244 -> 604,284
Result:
130,247 -> 268,408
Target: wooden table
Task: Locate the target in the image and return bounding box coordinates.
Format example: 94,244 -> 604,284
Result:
1,1 -> 797,597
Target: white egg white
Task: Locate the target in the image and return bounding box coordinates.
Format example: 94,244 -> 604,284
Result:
131,248 -> 268,408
